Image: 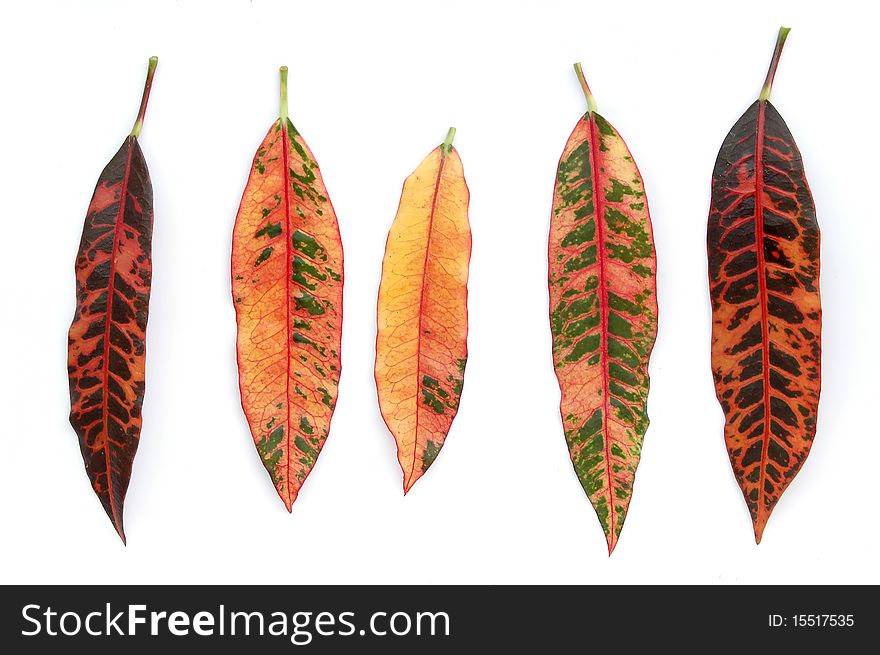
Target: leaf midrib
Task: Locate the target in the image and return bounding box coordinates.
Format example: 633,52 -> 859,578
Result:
100,137 -> 136,539
587,114 -> 616,546
409,148 -> 448,490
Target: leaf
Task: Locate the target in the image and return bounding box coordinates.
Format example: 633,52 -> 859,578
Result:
67,57 -> 158,543
548,64 -> 658,554
375,128 -> 471,493
232,67 -> 344,511
708,28 -> 821,543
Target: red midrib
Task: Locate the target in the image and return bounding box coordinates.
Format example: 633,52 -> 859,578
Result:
587,115 -> 615,542
101,138 -> 135,528
754,103 -> 771,517
409,149 -> 447,486
281,121 -> 294,506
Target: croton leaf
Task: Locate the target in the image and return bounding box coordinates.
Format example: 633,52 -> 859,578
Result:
68,57 -> 158,543
549,64 -> 658,554
375,128 -> 471,493
708,27 -> 821,543
232,67 -> 344,510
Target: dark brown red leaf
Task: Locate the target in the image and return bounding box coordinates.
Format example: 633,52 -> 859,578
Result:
708,29 -> 821,543
67,57 -> 158,543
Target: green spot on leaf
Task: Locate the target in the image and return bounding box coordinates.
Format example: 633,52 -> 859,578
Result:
255,247 -> 273,266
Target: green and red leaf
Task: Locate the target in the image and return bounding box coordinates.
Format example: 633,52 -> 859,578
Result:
232,67 -> 344,510
708,28 -> 821,543
68,57 -> 158,543
549,65 -> 658,554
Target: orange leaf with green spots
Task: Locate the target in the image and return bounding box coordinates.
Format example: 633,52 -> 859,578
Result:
232,67 -> 344,510
549,64 -> 658,554
68,57 -> 158,543
708,28 -> 821,543
375,128 -> 471,493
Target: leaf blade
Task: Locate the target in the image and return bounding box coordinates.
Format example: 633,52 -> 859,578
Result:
232,102 -> 344,510
375,134 -> 471,493
68,136 -> 154,544
708,97 -> 821,543
549,105 -> 658,554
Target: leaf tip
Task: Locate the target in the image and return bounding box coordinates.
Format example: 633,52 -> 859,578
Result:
112,519 -> 127,545
402,469 -> 422,495
605,533 -> 618,556
753,516 -> 768,545
272,482 -> 296,512
100,495 -> 128,544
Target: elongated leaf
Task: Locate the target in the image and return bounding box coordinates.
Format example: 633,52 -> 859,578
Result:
708,28 -> 821,543
68,57 -> 158,543
549,65 -> 658,554
232,67 -> 344,510
375,128 -> 471,493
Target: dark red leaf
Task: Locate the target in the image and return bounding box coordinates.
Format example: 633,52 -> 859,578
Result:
708,30 -> 821,543
68,57 -> 158,543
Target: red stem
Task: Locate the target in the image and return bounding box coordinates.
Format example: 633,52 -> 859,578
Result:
131,56 -> 158,137
759,28 -> 790,101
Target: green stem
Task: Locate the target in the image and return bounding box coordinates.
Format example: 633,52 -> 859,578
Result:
759,26 -> 791,102
130,56 -> 158,138
280,66 -> 289,123
441,126 -> 456,154
573,62 -> 598,115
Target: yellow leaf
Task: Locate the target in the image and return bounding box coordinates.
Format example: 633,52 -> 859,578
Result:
375,128 -> 471,493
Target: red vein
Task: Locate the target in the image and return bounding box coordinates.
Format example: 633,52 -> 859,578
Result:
408,149 -> 447,490
588,114 -> 615,547
754,102 -> 771,529
101,139 -> 135,537
281,121 -> 294,509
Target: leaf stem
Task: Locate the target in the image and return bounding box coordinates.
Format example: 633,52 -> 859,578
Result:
280,66 -> 289,123
130,56 -> 158,138
573,62 -> 598,115
759,26 -> 791,102
440,126 -> 456,154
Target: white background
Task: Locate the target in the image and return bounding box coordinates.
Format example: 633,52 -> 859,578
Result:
0,0 -> 877,585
